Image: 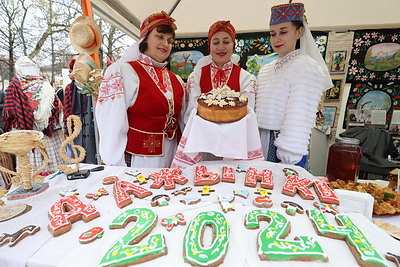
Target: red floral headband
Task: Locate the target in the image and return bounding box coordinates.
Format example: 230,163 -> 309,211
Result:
140,11 -> 177,38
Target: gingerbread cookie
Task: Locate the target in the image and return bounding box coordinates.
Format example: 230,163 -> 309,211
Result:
86,188 -> 109,200
233,189 -> 249,199
222,166 -> 235,183
160,213 -> 186,231
254,187 -> 272,197
0,225 -> 40,247
151,195 -> 170,207
281,201 -> 304,216
149,168 -> 188,190
79,227 -> 104,244
102,176 -> 119,185
180,197 -> 201,205
171,186 -> 192,196
386,252 -> 400,267
59,187 -> 79,197
282,175 -> 314,200
132,175 -> 150,185
113,180 -> 152,209
313,202 -> 340,215
218,194 -> 235,213
244,167 -> 273,189
253,196 -> 273,208
0,204 -> 32,222
197,185 -> 215,196
194,165 -> 220,186
48,195 -> 100,237
313,179 -> 340,205
236,165 -> 247,173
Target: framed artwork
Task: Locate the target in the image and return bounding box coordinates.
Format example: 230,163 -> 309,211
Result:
321,106 -> 337,127
324,78 -> 343,101
330,50 -> 347,74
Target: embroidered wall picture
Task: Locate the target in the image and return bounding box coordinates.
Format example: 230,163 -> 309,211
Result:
343,81 -> 400,127
325,78 -> 343,101
346,28 -> 400,83
330,51 -> 347,74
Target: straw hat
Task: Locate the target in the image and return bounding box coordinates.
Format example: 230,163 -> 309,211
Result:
69,16 -> 102,54
70,53 -> 99,84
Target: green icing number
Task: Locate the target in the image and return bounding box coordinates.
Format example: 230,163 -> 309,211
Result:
307,209 -> 387,266
183,211 -> 229,266
245,209 -> 326,261
99,208 -> 166,266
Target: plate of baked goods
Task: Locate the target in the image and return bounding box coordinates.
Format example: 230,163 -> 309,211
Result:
329,179 -> 400,216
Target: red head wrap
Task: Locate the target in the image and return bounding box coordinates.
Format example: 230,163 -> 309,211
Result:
208,20 -> 236,43
140,11 -> 177,38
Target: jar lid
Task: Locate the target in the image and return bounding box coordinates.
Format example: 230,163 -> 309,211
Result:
336,137 -> 360,145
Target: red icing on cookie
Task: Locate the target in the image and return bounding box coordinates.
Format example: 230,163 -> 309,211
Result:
103,176 -> 119,185
222,166 -> 235,183
194,165 -> 220,186
244,167 -> 273,189
79,227 -> 104,244
282,175 -> 314,200
253,196 -> 273,208
48,195 -> 100,237
113,180 -> 152,209
313,179 -> 340,205
149,168 -> 188,190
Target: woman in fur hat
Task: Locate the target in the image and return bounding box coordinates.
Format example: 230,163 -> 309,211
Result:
95,11 -> 185,168
256,3 -> 332,167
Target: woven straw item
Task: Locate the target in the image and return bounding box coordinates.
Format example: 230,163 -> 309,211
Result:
69,16 -> 102,54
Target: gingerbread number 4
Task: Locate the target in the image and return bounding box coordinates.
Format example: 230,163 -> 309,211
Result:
307,209 -> 387,267
245,209 -> 327,261
183,211 -> 229,266
99,208 -> 167,266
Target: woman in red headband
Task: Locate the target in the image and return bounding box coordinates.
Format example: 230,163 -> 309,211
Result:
184,21 -> 256,125
256,3 -> 332,167
95,11 -> 185,168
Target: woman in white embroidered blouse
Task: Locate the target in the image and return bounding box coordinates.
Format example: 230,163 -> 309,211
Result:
95,11 -> 186,168
255,2 -> 332,167
184,20 -> 257,124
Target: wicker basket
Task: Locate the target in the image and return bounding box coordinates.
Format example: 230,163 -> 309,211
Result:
0,151 -> 13,189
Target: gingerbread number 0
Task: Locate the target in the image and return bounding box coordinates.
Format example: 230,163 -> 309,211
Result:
245,209 -> 327,261
183,211 -> 230,266
99,208 -> 167,266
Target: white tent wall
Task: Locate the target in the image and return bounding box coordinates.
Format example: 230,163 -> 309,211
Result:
80,0 -> 400,39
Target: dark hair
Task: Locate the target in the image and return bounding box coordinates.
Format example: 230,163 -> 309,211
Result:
139,25 -> 175,53
292,21 -> 304,49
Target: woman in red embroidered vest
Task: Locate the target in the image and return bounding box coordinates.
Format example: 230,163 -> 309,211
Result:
3,56 -> 65,173
96,11 -> 185,168
184,20 -> 256,123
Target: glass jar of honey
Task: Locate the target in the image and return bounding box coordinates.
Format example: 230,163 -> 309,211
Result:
326,137 -> 362,182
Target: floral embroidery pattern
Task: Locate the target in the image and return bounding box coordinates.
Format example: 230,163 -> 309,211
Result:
97,73 -> 124,103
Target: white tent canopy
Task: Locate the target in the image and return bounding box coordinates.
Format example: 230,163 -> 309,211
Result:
83,0 -> 400,39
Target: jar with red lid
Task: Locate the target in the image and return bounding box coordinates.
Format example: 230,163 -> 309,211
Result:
326,137 -> 362,182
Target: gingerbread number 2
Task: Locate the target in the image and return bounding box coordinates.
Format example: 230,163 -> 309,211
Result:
99,208 -> 167,266
245,209 -> 327,261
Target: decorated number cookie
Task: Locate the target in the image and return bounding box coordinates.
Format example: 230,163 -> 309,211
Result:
281,201 -> 304,216
113,180 -> 152,209
151,194 -> 170,207
244,167 -> 273,189
198,185 -> 216,196
102,175 -> 119,185
245,209 -> 326,261
307,208 -> 387,266
222,166 -> 235,183
253,196 -> 273,208
313,179 -> 340,205
48,195 -> 100,237
160,213 -> 186,231
183,211 -> 229,266
85,188 -> 108,200
180,197 -> 201,205
149,168 -> 188,190
99,208 -> 167,266
0,225 -> 40,247
282,175 -> 314,200
218,194 -> 235,213
171,186 -> 192,196
79,227 -> 104,244
313,202 -> 340,215
194,165 -> 220,186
